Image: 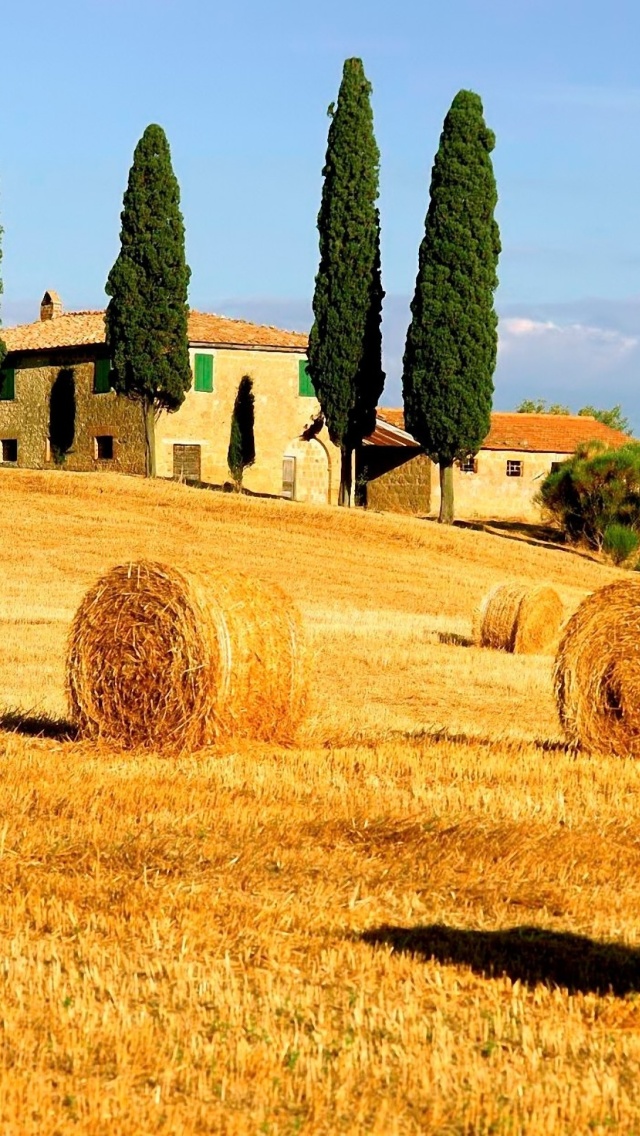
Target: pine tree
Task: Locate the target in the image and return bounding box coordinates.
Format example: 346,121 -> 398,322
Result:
308,58 -> 385,506
403,90 -> 500,523
105,124 -> 191,477
227,376 -> 255,488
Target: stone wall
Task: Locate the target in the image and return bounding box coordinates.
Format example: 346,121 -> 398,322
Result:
358,449 -> 431,515
2,346 -> 342,503
155,347 -> 341,504
0,354 -> 145,474
430,448 -> 569,521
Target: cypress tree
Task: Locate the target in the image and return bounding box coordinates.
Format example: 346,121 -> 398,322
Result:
105,124 -> 191,477
308,58 -> 385,506
0,208 -> 6,373
227,376 -> 255,488
403,90 -> 500,523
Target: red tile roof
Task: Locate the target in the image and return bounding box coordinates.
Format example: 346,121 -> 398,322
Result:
2,309 -> 308,354
377,409 -> 632,453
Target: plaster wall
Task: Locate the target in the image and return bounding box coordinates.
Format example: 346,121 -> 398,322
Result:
155,348 -> 340,504
430,448 -> 569,521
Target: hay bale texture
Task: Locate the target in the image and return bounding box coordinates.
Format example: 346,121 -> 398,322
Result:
66,560 -> 306,750
475,582 -> 563,654
554,579 -> 640,757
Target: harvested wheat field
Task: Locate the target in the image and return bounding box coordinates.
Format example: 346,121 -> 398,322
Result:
1,470 -> 640,1134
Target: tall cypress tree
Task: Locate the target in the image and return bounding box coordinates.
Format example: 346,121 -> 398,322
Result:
0,207 -> 6,373
308,58 -> 385,506
403,90 -> 500,523
106,124 -> 191,477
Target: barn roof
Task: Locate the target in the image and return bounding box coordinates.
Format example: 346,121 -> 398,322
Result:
376,409 -> 632,454
2,307 -> 308,354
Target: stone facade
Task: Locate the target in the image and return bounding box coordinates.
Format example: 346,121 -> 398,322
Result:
155,347 -> 339,503
430,449 -> 567,522
357,448 -> 431,515
0,352 -> 145,474
0,338 -> 340,503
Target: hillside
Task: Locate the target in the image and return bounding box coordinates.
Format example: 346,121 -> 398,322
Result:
0,471 -> 638,1135
0,470 -> 617,743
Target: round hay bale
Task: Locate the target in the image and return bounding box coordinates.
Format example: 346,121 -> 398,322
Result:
474,582 -> 563,654
66,561 -> 306,751
554,579 -> 640,757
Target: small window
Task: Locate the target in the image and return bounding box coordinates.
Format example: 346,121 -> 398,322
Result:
194,353 -> 214,392
282,456 -> 296,499
1,439 -> 17,463
459,457 -> 477,473
298,360 -> 315,398
0,369 -> 15,401
173,444 -> 201,482
93,359 -> 111,394
95,435 -> 114,460
550,461 -> 562,474
506,460 -> 523,477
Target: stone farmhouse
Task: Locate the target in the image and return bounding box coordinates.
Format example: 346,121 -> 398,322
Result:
375,408 -> 632,521
0,293 -> 632,521
0,292 -> 347,504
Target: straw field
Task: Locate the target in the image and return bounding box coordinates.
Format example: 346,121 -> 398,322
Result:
0,470 -> 639,1134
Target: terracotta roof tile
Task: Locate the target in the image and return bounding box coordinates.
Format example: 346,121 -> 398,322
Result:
377,408 -> 633,453
482,412 -> 631,452
2,309 -> 308,354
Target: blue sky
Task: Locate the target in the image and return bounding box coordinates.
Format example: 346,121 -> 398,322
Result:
3,0 -> 640,423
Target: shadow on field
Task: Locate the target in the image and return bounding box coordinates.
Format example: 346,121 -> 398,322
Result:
361,923 -> 640,996
0,711 -> 77,741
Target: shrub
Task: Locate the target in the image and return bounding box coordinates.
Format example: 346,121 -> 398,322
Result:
537,442 -> 640,549
602,523 -> 640,565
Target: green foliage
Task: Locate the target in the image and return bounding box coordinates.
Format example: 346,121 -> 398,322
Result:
538,441 -> 640,548
516,399 -> 569,415
227,376 -> 256,487
602,523 -> 640,565
578,404 -> 632,435
402,89 -> 500,522
105,124 -> 191,474
308,58 -> 385,502
0,205 -> 6,373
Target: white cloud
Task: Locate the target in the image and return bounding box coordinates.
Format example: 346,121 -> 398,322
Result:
494,311 -> 640,426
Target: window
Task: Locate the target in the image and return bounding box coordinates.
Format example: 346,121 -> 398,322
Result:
173,444 -> 201,482
1,439 -> 17,463
506,460 -> 523,477
282,456 -> 296,499
0,369 -> 15,401
298,360 -> 315,398
193,353 -> 214,392
93,358 -> 111,394
550,461 -> 562,474
459,457 -> 477,473
95,435 -> 114,460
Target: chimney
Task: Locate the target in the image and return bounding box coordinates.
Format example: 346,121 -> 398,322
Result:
40,290 -> 63,321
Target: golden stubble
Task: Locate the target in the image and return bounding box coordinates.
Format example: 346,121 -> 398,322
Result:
0,470 -> 635,1134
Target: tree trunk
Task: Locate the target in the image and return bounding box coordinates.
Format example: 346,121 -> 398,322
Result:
338,446 -> 353,507
438,461 -> 454,524
142,399 -> 157,478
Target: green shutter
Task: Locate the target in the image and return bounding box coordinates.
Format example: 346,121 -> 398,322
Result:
194,353 -> 214,392
93,359 -> 111,394
0,369 -> 15,401
298,360 -> 315,397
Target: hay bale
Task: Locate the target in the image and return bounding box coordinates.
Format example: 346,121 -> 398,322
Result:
554,579 -> 640,757
474,581 -> 563,654
66,560 -> 306,751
